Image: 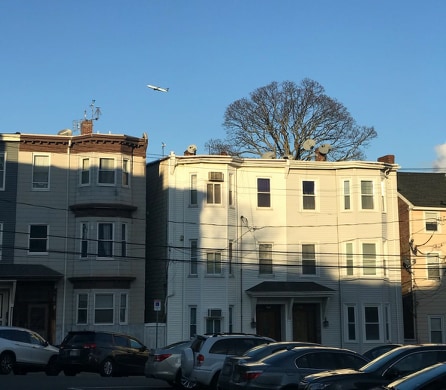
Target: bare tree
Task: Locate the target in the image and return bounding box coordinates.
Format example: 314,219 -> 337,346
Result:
221,79 -> 377,161
204,138 -> 241,156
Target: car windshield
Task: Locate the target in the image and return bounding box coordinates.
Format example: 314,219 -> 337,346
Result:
359,346 -> 412,373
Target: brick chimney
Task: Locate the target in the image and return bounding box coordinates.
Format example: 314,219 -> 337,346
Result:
377,155 -> 395,164
81,120 -> 93,135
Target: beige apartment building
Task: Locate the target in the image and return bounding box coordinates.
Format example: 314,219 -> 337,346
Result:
0,122 -> 147,343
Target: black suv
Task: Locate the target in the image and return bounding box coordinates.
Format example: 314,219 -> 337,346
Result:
58,330 -> 148,377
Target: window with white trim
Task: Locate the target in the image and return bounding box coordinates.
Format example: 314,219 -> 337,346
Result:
207,183 -> 222,204
206,311 -> 222,333
302,244 -> 316,275
29,225 -> 48,254
190,174 -> 198,205
119,293 -> 128,324
97,223 -> 113,258
257,178 -> 271,208
80,223 -> 89,258
80,158 -> 90,185
425,211 -> 439,232
32,154 -> 50,190
122,159 -> 130,187
206,252 -> 222,274
190,307 -> 197,338
363,305 -> 381,341
302,181 -> 316,210
427,253 -> 440,280
0,153 -> 5,190
361,180 -> 374,210
346,242 -> 354,276
121,223 -> 127,258
98,158 -> 115,185
429,316 -> 443,343
343,180 -> 351,210
229,173 -> 234,206
362,243 -> 377,276
228,241 -> 233,275
345,305 -> 357,342
259,243 -> 273,275
76,293 -> 88,325
94,293 -> 114,324
190,239 -> 198,275
229,306 -> 234,333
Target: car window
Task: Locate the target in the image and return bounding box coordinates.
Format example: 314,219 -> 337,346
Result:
114,335 -> 130,347
386,351 -> 443,379
15,330 -> 31,343
336,353 -> 367,370
66,333 -> 95,345
129,338 -> 144,349
29,332 -> 46,346
234,339 -> 262,355
297,352 -> 337,370
209,339 -> 230,354
95,333 -> 113,346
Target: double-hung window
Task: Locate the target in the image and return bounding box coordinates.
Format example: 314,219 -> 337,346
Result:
425,212 -> 439,232
259,243 -> 273,274
121,223 -> 127,258
32,155 -> 50,190
302,244 -> 316,275
207,183 -> 221,204
257,178 -> 271,207
94,293 -> 114,324
346,242 -> 354,276
361,180 -> 374,209
429,316 -> 444,343
119,293 -> 128,324
80,158 -> 90,185
98,158 -> 115,185
190,307 -> 197,338
206,252 -> 222,274
80,223 -> 89,258
0,222 -> 3,260
190,240 -> 198,275
0,153 -> 5,190
302,181 -> 315,210
29,225 -> 48,253
122,159 -> 130,187
345,305 -> 357,342
363,305 -> 381,341
343,180 -> 351,210
427,253 -> 440,280
190,174 -> 198,205
76,293 -> 88,325
97,223 -> 113,258
362,243 -> 377,276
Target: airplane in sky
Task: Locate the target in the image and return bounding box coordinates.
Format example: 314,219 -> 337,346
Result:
147,84 -> 169,93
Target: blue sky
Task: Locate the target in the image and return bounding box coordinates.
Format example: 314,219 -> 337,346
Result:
1,0 -> 445,170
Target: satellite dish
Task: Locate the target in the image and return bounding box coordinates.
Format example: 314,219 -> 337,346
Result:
303,139 -> 316,151
57,129 -> 72,136
261,151 -> 276,159
318,144 -> 332,155
187,144 -> 197,154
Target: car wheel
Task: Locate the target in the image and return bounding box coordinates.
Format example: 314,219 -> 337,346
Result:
181,347 -> 194,377
210,371 -> 220,390
177,369 -> 197,389
45,356 -> 60,376
100,358 -> 115,377
63,368 -> 77,376
0,352 -> 15,375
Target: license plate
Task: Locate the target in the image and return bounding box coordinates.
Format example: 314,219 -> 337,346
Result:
69,350 -> 80,356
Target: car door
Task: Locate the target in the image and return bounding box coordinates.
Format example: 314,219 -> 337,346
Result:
127,337 -> 148,374
8,330 -> 33,364
27,330 -> 52,366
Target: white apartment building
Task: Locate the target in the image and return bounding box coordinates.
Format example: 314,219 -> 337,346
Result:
146,152 -> 404,354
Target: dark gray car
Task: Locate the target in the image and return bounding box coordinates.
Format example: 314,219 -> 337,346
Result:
224,346 -> 369,390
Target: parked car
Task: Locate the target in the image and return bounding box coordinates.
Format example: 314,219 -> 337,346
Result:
0,326 -> 59,375
376,362 -> 446,389
222,345 -> 369,390
58,330 -> 148,377
363,344 -> 403,361
298,344 -> 446,390
181,333 -> 275,389
218,341 -> 320,390
145,340 -> 196,389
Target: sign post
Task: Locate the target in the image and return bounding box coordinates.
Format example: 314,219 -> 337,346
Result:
154,299 -> 161,348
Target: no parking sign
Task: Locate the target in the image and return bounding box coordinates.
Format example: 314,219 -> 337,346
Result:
154,299 -> 161,311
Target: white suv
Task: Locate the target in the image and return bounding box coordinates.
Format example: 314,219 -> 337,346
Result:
181,333 -> 274,389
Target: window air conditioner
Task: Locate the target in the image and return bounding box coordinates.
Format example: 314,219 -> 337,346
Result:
208,308 -> 222,318
209,172 -> 224,182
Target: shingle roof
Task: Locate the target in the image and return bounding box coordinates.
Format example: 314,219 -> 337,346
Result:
397,172 -> 446,208
0,264 -> 62,281
246,281 -> 335,295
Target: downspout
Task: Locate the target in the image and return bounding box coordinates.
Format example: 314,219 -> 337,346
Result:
61,139 -> 72,341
